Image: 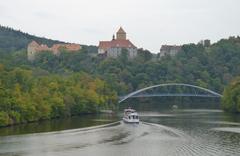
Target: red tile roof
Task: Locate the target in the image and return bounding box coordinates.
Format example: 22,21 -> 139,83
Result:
99,39 -> 136,51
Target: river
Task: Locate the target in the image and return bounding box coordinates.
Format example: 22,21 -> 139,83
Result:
0,102 -> 240,156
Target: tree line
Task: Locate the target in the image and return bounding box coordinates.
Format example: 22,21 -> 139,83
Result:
26,36 -> 240,96
1,35 -> 240,124
0,65 -> 117,127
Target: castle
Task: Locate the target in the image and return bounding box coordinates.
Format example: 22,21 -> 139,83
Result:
98,27 -> 138,58
27,41 -> 81,61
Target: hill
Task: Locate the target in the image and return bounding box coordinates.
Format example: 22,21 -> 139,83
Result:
0,25 -> 240,95
0,25 -> 65,52
0,25 -> 98,54
29,36 -> 240,95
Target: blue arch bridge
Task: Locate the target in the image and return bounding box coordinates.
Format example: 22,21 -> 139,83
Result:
118,83 -> 222,103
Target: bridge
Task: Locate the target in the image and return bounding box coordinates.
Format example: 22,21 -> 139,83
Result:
118,83 -> 222,103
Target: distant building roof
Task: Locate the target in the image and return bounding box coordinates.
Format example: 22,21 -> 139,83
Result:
51,43 -> 81,53
29,40 -> 39,46
28,40 -> 81,54
160,45 -> 182,52
99,39 -> 136,51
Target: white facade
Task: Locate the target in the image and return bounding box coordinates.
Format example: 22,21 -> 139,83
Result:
106,47 -> 137,58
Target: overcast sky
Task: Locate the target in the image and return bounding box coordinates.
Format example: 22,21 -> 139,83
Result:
1,0 -> 240,52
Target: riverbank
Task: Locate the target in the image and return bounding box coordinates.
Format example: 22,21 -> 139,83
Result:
0,113 -> 118,136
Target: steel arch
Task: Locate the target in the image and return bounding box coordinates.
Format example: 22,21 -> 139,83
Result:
118,83 -> 222,103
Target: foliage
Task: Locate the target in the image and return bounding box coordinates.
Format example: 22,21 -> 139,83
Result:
0,66 -> 117,127
222,77 -> 240,113
1,27 -> 240,124
1,36 -> 240,96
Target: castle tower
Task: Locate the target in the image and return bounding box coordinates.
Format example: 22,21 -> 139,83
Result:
116,27 -> 126,40
27,41 -> 39,61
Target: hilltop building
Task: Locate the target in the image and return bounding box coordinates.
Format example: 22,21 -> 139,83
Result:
98,27 -> 137,58
159,45 -> 182,57
27,41 -> 81,61
198,39 -> 211,47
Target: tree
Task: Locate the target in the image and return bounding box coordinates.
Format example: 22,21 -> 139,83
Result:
137,49 -> 152,62
222,77 -> 240,113
0,111 -> 10,127
120,48 -> 129,64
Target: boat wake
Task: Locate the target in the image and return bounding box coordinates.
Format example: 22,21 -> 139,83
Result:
1,120 -> 240,156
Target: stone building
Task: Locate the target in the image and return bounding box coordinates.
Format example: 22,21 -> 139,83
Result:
27,41 -> 81,61
198,39 -> 211,47
159,45 -> 182,57
98,27 -> 137,58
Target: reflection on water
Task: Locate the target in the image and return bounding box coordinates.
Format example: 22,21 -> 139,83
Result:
0,102 -> 240,156
0,114 -> 118,136
140,109 -> 240,156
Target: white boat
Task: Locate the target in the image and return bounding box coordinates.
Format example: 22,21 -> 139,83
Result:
123,108 -> 139,123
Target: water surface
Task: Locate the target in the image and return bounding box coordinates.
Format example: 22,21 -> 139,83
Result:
0,106 -> 240,156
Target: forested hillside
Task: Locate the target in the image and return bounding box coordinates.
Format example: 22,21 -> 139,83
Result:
1,35 -> 240,95
0,25 -> 64,51
0,26 -> 240,126
21,36 -> 240,95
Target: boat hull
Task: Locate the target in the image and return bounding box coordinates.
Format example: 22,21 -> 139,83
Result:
123,118 -> 139,123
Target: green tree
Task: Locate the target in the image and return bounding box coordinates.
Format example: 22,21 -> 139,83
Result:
222,77 -> 240,113
0,112 -> 10,126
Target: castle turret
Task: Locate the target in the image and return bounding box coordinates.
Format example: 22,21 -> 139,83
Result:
116,27 -> 126,40
27,41 -> 39,61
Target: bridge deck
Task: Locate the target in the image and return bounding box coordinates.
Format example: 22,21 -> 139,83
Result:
119,93 -> 220,100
